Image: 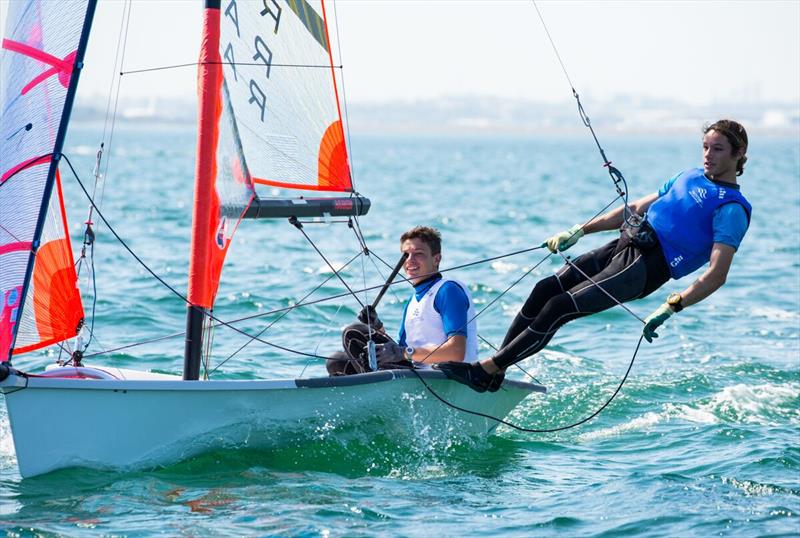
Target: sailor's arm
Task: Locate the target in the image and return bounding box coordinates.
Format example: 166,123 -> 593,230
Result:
583,193 -> 658,234
412,335 -> 467,364
643,243 -> 736,342
547,193 -> 659,252
676,243 -> 735,307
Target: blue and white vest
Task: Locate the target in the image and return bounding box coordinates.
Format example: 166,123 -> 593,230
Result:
647,168 -> 751,279
403,278 -> 478,362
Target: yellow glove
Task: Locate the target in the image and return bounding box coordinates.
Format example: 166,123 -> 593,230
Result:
544,224 -> 584,253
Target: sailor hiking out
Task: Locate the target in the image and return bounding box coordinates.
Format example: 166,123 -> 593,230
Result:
436,119 -> 752,393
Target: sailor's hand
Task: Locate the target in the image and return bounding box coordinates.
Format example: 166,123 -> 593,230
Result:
375,342 -> 404,364
544,224 -> 584,253
357,305 -> 383,330
642,303 -> 675,343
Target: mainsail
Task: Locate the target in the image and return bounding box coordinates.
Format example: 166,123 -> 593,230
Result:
184,0 -> 361,378
0,0 -> 96,361
220,0 -> 352,192
187,0 -> 354,308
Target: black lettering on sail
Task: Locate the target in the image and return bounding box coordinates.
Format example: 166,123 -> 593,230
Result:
259,0 -> 282,34
249,80 -> 266,122
223,43 -> 237,81
252,36 -> 273,79
224,0 -> 240,38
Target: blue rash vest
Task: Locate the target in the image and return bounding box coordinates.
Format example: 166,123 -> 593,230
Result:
647,168 -> 752,279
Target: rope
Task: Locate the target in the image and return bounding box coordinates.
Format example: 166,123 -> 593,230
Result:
558,252 -> 647,324
61,154 -> 329,361
289,217 -> 365,308
412,335 -> 645,433
530,0 -> 639,228
208,251 -> 363,375
414,193 -> 622,365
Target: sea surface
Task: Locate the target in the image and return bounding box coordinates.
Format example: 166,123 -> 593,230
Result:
1,122 -> 798,536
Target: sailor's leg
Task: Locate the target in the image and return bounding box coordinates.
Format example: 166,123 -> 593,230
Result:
493,244 -> 651,370
501,239 -> 620,347
437,242 -> 655,393
501,275 -> 561,347
492,293 -> 585,369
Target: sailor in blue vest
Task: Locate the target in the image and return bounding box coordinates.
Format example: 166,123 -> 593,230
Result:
366,226 -> 479,366
437,119 -> 752,392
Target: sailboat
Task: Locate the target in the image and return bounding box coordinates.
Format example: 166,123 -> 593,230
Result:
0,0 -> 545,478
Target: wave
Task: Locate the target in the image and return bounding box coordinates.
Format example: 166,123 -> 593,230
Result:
578,381 -> 799,441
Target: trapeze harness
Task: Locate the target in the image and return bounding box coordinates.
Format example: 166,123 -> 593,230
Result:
490,169 -> 751,371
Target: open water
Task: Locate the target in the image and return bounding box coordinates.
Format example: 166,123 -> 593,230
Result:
1,122 -> 798,536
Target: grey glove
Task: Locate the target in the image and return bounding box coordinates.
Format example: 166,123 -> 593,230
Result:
357,305 -> 383,330
375,341 -> 405,364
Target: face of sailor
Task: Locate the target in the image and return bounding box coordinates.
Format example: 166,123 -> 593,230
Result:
401,238 -> 441,286
703,129 -> 742,183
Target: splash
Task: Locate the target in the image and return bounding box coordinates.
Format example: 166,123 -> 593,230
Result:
675,382 -> 800,426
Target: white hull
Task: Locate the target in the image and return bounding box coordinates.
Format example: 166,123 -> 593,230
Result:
1,367 -> 544,477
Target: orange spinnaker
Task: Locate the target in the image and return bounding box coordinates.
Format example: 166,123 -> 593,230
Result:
13,238 -> 83,354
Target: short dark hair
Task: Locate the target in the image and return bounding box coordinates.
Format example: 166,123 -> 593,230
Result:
704,119 -> 748,176
400,226 -> 442,255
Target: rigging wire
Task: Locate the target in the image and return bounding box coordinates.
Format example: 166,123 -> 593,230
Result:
61,154 -> 329,361
98,0 -> 133,214
71,0 -> 133,359
209,251 -> 363,375
391,3 -> 652,432
414,193 -> 625,366
289,217 -> 365,308
120,61 -> 341,76
78,241 -> 552,360
330,0 -> 358,192
530,0 -> 639,228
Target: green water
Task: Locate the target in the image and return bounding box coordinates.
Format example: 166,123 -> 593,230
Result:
1,124 -> 798,536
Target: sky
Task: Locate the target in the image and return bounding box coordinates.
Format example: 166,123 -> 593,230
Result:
1,0 -> 799,108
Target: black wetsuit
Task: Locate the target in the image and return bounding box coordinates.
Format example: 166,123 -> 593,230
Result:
491,221 -> 671,370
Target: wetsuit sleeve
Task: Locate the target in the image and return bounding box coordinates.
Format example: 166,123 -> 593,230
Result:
657,172 -> 682,197
397,301 -> 410,346
712,203 -> 750,251
433,282 -> 470,337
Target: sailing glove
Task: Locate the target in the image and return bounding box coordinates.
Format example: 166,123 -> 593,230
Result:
544,224 -> 585,253
375,342 -> 405,364
357,305 -> 383,330
642,303 -> 675,343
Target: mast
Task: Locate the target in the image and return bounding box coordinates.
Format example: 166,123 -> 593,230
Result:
184,0 -> 223,380
5,0 -> 98,362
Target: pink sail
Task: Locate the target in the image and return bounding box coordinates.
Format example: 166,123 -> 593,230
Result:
0,0 -> 94,360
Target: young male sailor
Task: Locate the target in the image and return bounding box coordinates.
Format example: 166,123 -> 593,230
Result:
367,226 -> 479,366
436,119 -> 752,392
327,226 -> 478,375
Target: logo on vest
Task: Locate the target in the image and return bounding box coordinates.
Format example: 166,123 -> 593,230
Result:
690,187 -> 707,206
669,255 -> 684,268
718,187 -> 726,199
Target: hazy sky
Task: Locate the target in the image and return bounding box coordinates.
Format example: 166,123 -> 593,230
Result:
1,0 -> 799,107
